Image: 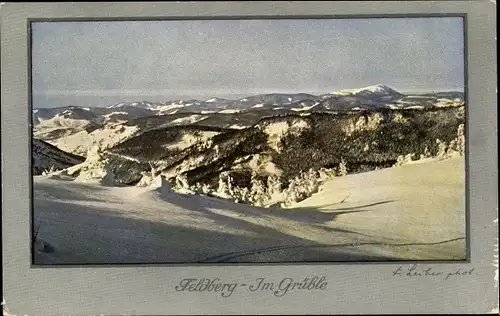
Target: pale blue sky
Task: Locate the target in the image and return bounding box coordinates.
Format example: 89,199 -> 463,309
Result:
31,18 -> 465,108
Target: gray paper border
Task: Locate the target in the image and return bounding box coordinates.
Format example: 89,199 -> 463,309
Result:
1,2 -> 497,315
27,12 -> 471,268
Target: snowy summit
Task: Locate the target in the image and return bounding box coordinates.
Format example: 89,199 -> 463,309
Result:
332,84 -> 402,97
107,101 -> 154,109
205,97 -> 226,103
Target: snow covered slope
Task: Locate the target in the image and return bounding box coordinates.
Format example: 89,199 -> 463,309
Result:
46,123 -> 140,157
33,156 -> 465,264
286,156 -> 466,260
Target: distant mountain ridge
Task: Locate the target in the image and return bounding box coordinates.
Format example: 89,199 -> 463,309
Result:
33,85 -> 464,118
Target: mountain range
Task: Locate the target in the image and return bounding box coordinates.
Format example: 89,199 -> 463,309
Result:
33,84 -> 464,123
31,84 -> 465,177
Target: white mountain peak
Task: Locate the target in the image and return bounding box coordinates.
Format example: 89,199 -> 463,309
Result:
107,101 -> 153,109
332,84 -> 399,96
205,97 -> 232,103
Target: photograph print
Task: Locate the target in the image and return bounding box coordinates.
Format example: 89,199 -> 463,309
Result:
31,17 -> 467,265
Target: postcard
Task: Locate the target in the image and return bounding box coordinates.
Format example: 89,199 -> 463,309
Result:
1,2 -> 497,315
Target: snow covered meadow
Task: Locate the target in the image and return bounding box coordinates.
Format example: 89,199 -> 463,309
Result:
33,155 -> 466,264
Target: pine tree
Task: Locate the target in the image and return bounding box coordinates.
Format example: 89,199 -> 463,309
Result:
456,124 -> 465,156
424,146 -> 431,158
266,174 -> 282,197
226,173 -> 236,197
201,183 -> 212,195
217,172 -> 230,197
338,157 -> 348,176
284,178 -> 298,205
174,173 -> 190,191
250,171 -> 267,207
149,162 -> 157,178
436,139 -> 448,160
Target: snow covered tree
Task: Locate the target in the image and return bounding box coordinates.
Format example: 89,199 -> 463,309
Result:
424,146 -> 431,158
201,183 -> 212,195
226,173 -> 236,197
250,171 -> 267,207
279,166 -> 339,206
436,138 -> 448,160
217,173 -> 229,195
457,123 -> 465,156
215,171 -> 233,199
318,167 -> 335,180
148,162 -> 158,178
448,124 -> 465,156
173,173 -> 192,193
394,153 -> 416,167
338,157 -> 348,176
266,174 -> 282,197
232,186 -> 250,204
283,178 -> 299,205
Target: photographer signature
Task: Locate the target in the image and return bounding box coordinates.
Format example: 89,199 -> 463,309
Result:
392,264 -> 475,280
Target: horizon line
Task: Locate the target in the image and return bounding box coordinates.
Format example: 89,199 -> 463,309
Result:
33,86 -> 465,100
